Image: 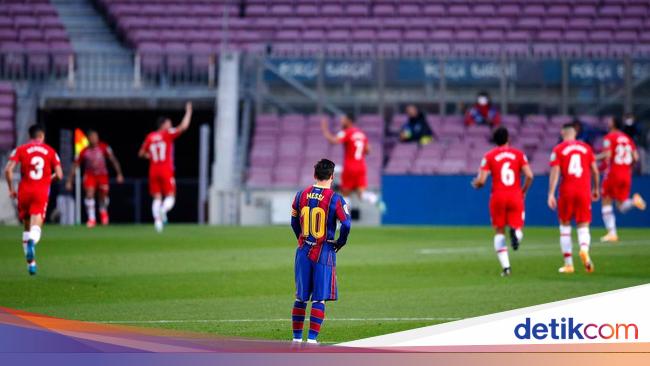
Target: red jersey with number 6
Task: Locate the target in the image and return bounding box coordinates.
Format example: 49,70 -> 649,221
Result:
141,128 -> 182,175
550,140 -> 595,194
10,140 -> 60,192
480,146 -> 528,194
337,126 -> 368,171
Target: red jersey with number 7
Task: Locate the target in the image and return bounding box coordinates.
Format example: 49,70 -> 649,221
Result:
140,128 -> 182,174
480,145 -> 528,194
336,126 -> 368,171
9,140 -> 61,192
550,140 -> 595,194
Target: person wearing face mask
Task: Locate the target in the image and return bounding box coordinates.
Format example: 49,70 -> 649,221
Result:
465,91 -> 501,128
622,113 -> 639,143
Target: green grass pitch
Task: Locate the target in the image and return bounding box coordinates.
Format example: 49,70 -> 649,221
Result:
0,225 -> 649,344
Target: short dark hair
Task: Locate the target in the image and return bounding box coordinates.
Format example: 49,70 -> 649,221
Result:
478,91 -> 489,98
156,116 -> 170,129
314,159 -> 335,181
612,116 -> 624,130
344,112 -> 356,123
87,128 -> 97,136
493,127 -> 509,146
562,122 -> 576,130
28,124 -> 45,139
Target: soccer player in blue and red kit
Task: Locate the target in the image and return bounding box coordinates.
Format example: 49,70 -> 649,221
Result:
290,159 -> 351,344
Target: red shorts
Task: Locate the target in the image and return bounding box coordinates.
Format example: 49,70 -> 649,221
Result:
558,191 -> 592,224
602,174 -> 631,202
149,169 -> 175,196
340,166 -> 367,191
489,191 -> 524,229
17,186 -> 49,221
83,174 -> 109,194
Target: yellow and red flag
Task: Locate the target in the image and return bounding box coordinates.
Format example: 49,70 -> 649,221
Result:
74,128 -> 89,157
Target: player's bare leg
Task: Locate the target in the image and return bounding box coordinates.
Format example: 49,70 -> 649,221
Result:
494,227 -> 511,276
84,187 -> 97,228
152,194 -> 163,232
577,222 -> 594,273
600,196 -> 618,242
98,190 -> 109,226
25,214 -> 44,275
558,222 -> 575,274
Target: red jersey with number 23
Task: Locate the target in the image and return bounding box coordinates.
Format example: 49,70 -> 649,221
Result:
602,131 -> 636,179
480,145 -> 528,194
336,126 -> 368,171
141,128 -> 181,175
10,140 -> 60,193
550,140 -> 595,195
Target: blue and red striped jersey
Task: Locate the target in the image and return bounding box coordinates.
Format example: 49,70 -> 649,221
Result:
291,185 -> 351,264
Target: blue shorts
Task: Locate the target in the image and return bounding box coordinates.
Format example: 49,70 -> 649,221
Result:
294,246 -> 338,302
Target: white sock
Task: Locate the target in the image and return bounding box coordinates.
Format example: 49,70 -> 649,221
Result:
601,205 -> 616,235
361,191 -> 378,205
560,225 -> 573,266
162,196 -> 175,213
22,231 -> 29,255
515,229 -> 523,242
29,225 -> 41,245
152,198 -> 162,222
84,198 -> 96,221
494,234 -> 510,269
577,227 -> 591,253
619,198 -> 634,213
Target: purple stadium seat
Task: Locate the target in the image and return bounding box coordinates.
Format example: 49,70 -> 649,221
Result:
26,42 -> 50,74
139,43 -> 164,75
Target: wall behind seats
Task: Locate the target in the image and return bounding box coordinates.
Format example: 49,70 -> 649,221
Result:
382,175 -> 650,227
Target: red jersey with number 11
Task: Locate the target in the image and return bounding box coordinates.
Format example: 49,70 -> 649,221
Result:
550,140 -> 595,195
141,128 -> 181,174
9,140 -> 60,192
480,145 -> 528,194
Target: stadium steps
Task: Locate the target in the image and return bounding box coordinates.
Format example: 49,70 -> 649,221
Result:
50,0 -> 135,89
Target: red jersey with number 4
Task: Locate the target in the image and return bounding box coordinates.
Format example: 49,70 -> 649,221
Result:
550,140 -> 595,194
480,146 -> 529,194
602,131 -> 636,178
141,128 -> 181,174
10,140 -> 61,192
77,143 -> 112,176
336,126 -> 368,171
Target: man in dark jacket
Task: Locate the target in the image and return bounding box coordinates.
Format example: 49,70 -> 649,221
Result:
399,105 -> 434,145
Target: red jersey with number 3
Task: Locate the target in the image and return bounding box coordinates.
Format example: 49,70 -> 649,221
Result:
602,131 -> 636,178
550,140 -> 595,194
480,146 -> 528,194
336,126 -> 368,171
9,140 -> 61,192
141,128 -> 181,174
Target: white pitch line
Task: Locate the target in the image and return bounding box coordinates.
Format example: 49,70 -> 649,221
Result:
93,317 -> 460,324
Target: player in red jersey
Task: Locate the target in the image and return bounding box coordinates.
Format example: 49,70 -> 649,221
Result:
65,130 -> 124,228
548,123 -> 600,274
321,114 -> 384,211
4,125 -> 63,275
472,127 -> 534,276
138,102 -> 192,232
597,116 -> 646,243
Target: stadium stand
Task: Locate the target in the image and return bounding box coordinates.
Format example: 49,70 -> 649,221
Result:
0,0 -> 73,77
247,113 -> 382,188
0,82 -> 15,151
96,0 -> 650,58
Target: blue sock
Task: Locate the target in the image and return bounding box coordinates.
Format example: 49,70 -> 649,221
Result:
291,300 -> 307,340
308,302 -> 325,341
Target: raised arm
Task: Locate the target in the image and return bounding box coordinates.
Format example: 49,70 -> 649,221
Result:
547,166 -> 560,210
321,118 -> 341,145
521,164 -> 534,196
175,102 -> 193,134
4,160 -> 17,198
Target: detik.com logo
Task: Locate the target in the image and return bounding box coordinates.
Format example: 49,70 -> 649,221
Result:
514,317 -> 638,340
